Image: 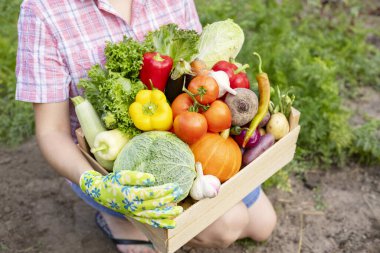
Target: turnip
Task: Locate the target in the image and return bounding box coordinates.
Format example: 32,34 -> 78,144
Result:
224,88 -> 258,126
266,112 -> 289,140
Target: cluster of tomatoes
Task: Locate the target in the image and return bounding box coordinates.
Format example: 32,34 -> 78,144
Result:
170,59 -> 250,145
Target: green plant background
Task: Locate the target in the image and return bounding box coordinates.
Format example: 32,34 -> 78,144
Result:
1,0 -> 379,190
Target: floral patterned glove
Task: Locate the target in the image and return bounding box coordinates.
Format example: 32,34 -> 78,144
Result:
80,170 -> 183,229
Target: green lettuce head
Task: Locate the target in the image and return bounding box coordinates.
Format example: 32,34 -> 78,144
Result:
197,19 -> 245,69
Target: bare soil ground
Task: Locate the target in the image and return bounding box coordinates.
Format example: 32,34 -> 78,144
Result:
1,139 -> 379,253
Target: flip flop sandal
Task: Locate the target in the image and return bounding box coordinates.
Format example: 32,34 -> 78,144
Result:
95,212 -> 154,248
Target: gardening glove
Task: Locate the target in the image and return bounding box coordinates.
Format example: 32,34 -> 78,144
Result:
80,170 -> 183,229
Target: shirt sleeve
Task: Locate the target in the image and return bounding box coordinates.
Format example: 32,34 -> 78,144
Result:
15,6 -> 71,103
183,0 -> 202,34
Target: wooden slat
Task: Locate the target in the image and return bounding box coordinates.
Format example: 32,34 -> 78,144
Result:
127,218 -> 169,251
75,128 -> 90,153
78,146 -> 109,176
289,107 -> 301,131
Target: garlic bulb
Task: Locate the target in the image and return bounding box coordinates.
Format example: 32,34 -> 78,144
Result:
208,71 -> 237,98
190,162 -> 221,200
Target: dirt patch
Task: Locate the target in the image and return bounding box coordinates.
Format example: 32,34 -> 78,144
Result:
1,138 -> 379,253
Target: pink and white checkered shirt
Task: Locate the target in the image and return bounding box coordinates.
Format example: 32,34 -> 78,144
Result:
15,0 -> 202,139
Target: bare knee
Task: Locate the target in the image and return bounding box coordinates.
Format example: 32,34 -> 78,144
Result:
189,202 -> 249,248
242,190 -> 278,242
252,210 -> 277,242
214,231 -> 239,248
210,213 -> 248,248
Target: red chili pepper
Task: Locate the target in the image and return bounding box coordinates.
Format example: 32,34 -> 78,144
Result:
139,52 -> 173,91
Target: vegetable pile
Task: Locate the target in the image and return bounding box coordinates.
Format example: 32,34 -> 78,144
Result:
74,19 -> 296,205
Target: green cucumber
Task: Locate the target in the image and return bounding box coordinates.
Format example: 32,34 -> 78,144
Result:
71,96 -> 114,170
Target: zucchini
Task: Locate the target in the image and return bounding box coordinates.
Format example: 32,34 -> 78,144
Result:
71,96 -> 114,170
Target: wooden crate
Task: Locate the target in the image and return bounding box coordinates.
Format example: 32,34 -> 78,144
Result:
76,108 -> 301,253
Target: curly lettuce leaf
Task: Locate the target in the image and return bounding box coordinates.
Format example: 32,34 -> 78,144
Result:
78,65 -> 145,137
105,36 -> 153,80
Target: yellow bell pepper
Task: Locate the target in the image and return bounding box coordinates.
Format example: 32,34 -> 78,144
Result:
129,89 -> 173,131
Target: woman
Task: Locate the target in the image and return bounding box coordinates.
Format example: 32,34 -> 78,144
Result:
16,0 -> 276,252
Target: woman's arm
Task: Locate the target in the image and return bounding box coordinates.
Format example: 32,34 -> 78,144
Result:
34,101 -> 91,184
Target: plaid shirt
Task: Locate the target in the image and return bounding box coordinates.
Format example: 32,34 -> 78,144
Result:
15,0 -> 202,139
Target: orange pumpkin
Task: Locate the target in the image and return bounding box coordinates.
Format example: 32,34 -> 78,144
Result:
190,132 -> 242,182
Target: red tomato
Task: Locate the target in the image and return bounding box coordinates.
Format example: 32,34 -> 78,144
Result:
188,75 -> 219,105
171,93 -> 194,119
173,112 -> 208,144
202,100 -> 232,133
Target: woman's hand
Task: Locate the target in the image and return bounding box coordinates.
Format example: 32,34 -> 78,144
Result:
80,170 -> 183,229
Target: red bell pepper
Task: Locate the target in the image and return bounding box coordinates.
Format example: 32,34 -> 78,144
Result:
139,52 -> 173,91
212,60 -> 250,89
211,60 -> 237,80
230,64 -> 250,89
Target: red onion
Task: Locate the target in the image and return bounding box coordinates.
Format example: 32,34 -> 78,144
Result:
234,128 -> 260,148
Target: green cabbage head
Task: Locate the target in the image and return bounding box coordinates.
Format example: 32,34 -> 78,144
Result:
113,131 -> 196,202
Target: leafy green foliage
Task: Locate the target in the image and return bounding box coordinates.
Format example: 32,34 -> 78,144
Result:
78,65 -> 145,137
0,0 -> 34,147
350,119 -> 380,165
269,85 -> 295,119
105,36 -> 153,80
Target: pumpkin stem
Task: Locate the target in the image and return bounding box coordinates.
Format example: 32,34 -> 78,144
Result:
220,129 -> 230,139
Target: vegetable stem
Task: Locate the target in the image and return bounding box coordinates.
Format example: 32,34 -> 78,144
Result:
253,52 -> 263,74
230,126 -> 249,135
71,96 -> 85,106
220,128 -> 230,139
153,53 -> 164,62
233,64 -> 250,75
182,84 -> 210,112
149,79 -> 156,90
91,145 -> 107,153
